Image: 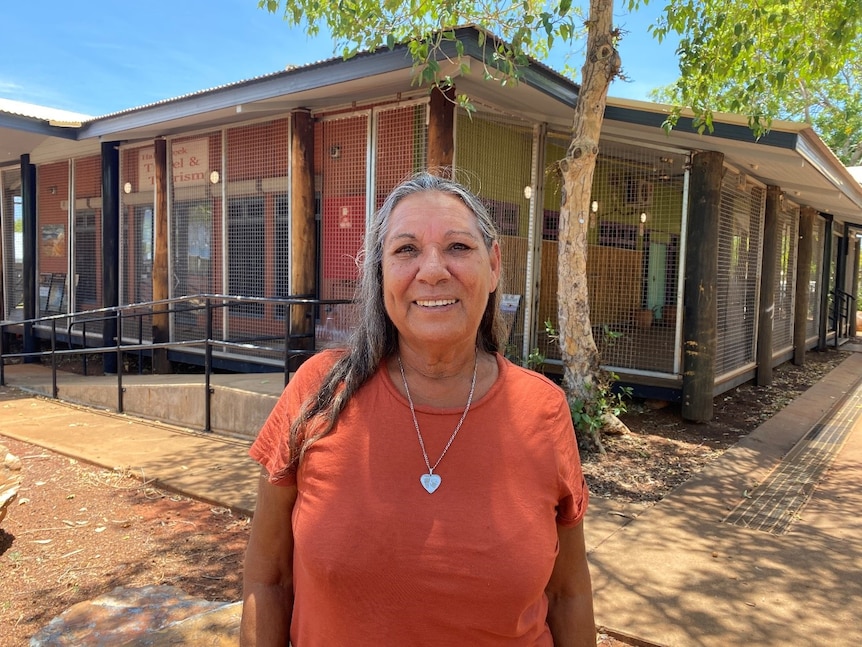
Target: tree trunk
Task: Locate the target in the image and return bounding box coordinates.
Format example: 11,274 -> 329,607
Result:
558,0 -> 620,402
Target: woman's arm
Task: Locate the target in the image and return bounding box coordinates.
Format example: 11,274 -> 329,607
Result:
240,469 -> 299,646
545,521 -> 596,647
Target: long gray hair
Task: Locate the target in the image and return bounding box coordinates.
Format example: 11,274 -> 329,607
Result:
285,172 -> 507,472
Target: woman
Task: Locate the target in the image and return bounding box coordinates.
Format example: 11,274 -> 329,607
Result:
241,173 -> 595,646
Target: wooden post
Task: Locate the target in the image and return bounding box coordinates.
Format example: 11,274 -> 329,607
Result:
152,138 -> 171,373
681,150 -> 724,422
427,85 -> 455,172
290,110 -> 316,367
756,186 -> 780,385
793,207 -> 815,365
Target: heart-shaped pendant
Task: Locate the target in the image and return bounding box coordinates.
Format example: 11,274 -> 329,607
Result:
420,473 -> 441,493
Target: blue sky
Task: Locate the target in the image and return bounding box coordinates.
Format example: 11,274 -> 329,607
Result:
2,0 -> 680,117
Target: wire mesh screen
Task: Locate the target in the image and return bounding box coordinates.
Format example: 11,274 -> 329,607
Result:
119,145 -> 155,342
36,161 -> 70,316
715,173 -> 765,378
539,136 -> 688,375
806,218 -> 824,340
73,155 -> 102,311
456,110 -> 534,359
170,132 -> 222,343
828,229 -> 840,333
374,103 -> 428,208
772,201 -> 799,356
536,134 -> 567,363
224,119 -> 290,347
1,167 -> 23,320
318,113 -> 369,303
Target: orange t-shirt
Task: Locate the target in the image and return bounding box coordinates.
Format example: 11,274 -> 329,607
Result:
250,351 -> 589,646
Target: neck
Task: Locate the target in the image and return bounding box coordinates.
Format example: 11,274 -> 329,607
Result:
392,347 -> 497,409
396,341 -> 478,381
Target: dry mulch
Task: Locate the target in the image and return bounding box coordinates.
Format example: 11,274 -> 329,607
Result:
0,346 -> 852,646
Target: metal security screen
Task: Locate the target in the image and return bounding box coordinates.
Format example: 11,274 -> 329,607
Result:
317,113 -> 369,303
1,167 -> 23,320
806,218 -> 824,340
535,134 -> 568,364
828,229 -> 840,335
773,201 -> 799,356
716,172 -> 765,378
456,109 -> 534,359
119,145 -> 155,342
224,118 -> 290,340
170,131 -> 222,343
538,136 -> 688,376
36,161 -> 70,316
374,102 -> 428,208
73,155 -> 102,311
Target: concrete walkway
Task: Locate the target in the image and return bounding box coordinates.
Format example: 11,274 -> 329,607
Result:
2,351 -> 862,646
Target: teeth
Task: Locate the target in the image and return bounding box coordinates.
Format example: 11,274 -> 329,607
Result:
417,299 -> 456,307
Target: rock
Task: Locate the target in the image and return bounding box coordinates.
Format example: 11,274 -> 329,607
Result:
4,450 -> 22,471
122,601 -> 242,646
30,585 -> 239,647
0,443 -> 22,526
601,413 -> 630,436
644,398 -> 672,410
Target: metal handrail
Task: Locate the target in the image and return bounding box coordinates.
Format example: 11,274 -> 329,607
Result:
828,289 -> 857,346
0,294 -> 352,432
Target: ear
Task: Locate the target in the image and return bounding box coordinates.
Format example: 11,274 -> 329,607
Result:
488,240 -> 502,292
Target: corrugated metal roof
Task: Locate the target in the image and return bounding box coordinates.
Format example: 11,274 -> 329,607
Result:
89,26 -> 577,122
89,54 -> 346,121
0,98 -> 93,125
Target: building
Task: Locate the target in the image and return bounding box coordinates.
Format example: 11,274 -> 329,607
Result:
2,27 -> 861,421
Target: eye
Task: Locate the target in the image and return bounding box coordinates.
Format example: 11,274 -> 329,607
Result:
393,244 -> 417,255
449,242 -> 472,252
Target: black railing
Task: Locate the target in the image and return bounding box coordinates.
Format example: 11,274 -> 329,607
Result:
0,294 -> 352,432
829,289 -> 856,346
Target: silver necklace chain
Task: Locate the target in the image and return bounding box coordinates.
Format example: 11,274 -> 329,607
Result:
397,352 -> 478,477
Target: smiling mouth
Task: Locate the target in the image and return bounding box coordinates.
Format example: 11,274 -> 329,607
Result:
415,299 -> 458,308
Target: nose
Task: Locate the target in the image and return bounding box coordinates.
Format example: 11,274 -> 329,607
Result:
416,246 -> 450,284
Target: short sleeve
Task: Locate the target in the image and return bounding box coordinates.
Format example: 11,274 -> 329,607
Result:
249,383 -> 299,486
552,398 -> 589,527
249,350 -> 340,486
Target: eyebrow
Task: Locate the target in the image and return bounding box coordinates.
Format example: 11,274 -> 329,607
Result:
388,229 -> 479,242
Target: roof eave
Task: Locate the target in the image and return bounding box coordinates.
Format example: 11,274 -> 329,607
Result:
0,111 -> 80,140
447,26 -> 579,108
78,47 -> 416,140
604,100 -> 799,150
79,26 -> 580,141
795,129 -> 862,214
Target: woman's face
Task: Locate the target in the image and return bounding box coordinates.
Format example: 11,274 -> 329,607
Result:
382,191 -> 501,353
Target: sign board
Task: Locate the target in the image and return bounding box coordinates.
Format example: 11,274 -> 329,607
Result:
137,138 -> 210,191
500,293 -> 521,314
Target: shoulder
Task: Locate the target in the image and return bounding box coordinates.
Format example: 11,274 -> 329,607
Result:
489,354 -> 572,424
497,354 -> 567,400
292,349 -> 345,385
